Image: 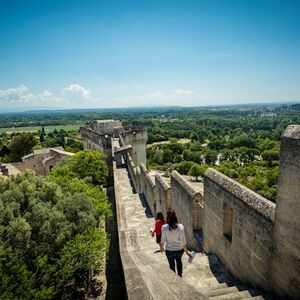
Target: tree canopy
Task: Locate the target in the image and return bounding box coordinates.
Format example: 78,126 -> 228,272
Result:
0,150 -> 110,299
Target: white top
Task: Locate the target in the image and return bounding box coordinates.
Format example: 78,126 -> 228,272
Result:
161,223 -> 186,251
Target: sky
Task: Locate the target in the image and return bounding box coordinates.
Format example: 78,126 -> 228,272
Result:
0,0 -> 299,111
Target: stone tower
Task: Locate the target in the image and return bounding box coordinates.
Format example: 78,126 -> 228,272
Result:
81,119 -> 147,170
121,127 -> 147,167
272,125 -> 300,298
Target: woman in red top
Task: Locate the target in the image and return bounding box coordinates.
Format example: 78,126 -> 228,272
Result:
150,212 -> 166,245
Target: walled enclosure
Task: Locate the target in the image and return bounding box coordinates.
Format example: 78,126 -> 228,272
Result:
203,125 -> 300,299
82,120 -> 300,299
203,169 -> 275,290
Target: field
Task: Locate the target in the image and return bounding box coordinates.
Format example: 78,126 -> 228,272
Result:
0,124 -> 83,133
147,138 -> 191,148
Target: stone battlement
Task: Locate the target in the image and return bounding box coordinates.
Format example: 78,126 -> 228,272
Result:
83,121 -> 300,299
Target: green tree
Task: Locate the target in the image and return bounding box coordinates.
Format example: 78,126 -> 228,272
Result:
9,133 -> 38,162
66,150 -> 108,185
175,161 -> 194,175
188,164 -> 206,181
153,149 -> 164,164
261,149 -> 279,165
0,162 -> 110,298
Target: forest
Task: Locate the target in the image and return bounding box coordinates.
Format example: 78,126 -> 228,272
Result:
0,150 -> 111,299
1,103 -> 300,202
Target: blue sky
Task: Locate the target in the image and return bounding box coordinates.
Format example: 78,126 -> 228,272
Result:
0,0 -> 299,111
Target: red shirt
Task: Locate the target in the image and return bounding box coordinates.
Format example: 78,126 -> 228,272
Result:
154,219 -> 166,236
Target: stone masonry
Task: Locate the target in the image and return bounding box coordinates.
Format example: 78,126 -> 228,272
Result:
82,120 -> 300,299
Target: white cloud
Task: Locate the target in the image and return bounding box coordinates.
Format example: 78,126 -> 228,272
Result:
41,89 -> 52,98
0,85 -> 35,104
0,84 -> 209,110
62,84 -> 93,100
0,84 -> 98,109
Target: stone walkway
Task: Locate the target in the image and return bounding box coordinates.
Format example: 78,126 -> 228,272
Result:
114,165 -> 267,300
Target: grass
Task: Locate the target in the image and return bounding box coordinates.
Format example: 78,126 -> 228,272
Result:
0,124 -> 83,133
147,138 -> 191,148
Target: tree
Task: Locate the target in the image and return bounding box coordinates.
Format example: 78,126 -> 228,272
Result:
0,145 -> 11,157
66,150 -> 108,185
202,149 -> 218,165
188,164 -> 207,181
153,149 -> 163,164
261,149 -> 279,165
175,161 -> 194,175
9,133 -> 38,162
0,155 -> 110,298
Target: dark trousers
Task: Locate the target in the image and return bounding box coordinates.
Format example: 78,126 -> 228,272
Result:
165,249 -> 184,277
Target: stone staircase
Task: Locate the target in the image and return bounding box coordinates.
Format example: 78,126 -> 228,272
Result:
114,165 -> 269,300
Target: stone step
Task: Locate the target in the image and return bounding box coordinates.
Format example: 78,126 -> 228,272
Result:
197,277 -> 221,288
209,290 -> 252,299
115,166 -> 269,300
128,251 -> 206,300
244,296 -> 265,299
204,286 -> 240,297
200,283 -> 229,292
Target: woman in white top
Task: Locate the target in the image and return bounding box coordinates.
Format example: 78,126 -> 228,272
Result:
160,208 -> 192,277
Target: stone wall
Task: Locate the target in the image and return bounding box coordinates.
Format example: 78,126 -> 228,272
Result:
203,169 -> 275,291
272,125 -> 300,299
122,129 -> 147,167
92,120 -> 122,134
137,166 -> 203,249
170,171 -> 203,249
154,173 -> 172,217
202,125 -> 300,298
140,163 -> 148,195
81,127 -> 111,155
145,173 -> 155,215
81,127 -> 113,183
83,122 -> 300,299
126,153 -> 137,191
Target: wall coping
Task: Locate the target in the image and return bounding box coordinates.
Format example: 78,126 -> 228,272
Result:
204,168 -> 276,221
140,162 -> 148,174
155,173 -> 170,191
146,173 -> 156,188
136,166 -> 141,175
80,126 -> 108,138
171,170 -> 199,198
282,125 -> 300,139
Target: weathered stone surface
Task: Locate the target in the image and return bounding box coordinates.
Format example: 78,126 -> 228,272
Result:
272,125 -> 300,299
203,169 -> 275,292
154,173 -> 172,217
114,163 -> 208,300
204,169 -> 275,221
82,120 -> 300,299
171,170 -> 203,249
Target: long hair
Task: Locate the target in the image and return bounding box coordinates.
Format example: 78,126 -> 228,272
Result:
156,211 -> 164,221
166,208 -> 178,230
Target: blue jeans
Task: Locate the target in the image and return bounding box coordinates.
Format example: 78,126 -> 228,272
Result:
165,249 -> 184,277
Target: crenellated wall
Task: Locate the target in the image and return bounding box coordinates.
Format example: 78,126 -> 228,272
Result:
82,121 -> 300,299
154,173 -> 172,217
203,169 -> 275,291
145,173 -> 156,214
140,163 -> 148,195
126,160 -> 204,250
170,171 -> 203,249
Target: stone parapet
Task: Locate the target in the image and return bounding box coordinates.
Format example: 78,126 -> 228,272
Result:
204,169 -> 275,221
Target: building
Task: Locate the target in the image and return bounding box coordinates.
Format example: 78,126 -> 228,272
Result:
0,147 -> 74,177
